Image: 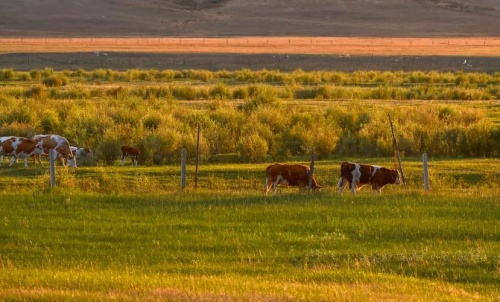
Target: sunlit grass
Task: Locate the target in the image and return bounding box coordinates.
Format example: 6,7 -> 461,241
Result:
0,158 -> 499,300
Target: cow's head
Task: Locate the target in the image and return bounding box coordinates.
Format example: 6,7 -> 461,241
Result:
67,156 -> 77,168
392,169 -> 401,184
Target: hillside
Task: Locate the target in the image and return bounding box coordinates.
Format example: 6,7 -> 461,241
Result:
1,0 -> 499,37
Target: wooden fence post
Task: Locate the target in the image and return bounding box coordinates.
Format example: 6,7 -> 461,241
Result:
423,153 -> 429,192
180,148 -> 187,190
194,123 -> 200,189
388,113 -> 407,187
49,148 -> 56,188
308,150 -> 315,191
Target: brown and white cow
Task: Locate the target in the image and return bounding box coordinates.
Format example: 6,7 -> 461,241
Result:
0,136 -> 45,167
121,145 -> 139,166
33,134 -> 77,168
337,161 -> 400,194
265,163 -> 320,194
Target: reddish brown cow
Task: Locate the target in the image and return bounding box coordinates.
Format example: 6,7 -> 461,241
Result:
265,163 -> 320,194
121,146 -> 139,166
337,161 -> 400,194
0,136 -> 45,167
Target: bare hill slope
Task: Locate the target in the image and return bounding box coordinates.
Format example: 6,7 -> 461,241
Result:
1,0 -> 499,37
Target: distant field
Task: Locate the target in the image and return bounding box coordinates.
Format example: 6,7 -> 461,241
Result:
1,37 -> 500,56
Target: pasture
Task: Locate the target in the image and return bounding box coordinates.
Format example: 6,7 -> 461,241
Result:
0,158 -> 499,301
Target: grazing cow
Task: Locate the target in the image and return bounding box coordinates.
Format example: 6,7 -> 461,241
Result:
121,145 -> 139,166
33,134 -> 77,168
337,161 -> 400,194
0,136 -> 45,167
265,163 -> 320,194
71,146 -> 93,159
38,146 -> 93,166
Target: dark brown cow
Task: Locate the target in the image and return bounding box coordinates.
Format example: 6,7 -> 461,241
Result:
0,136 -> 45,167
337,161 -> 400,194
265,163 -> 320,194
121,145 -> 139,166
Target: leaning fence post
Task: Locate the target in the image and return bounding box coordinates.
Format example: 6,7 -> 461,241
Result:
308,149 -> 315,191
423,153 -> 430,192
180,148 -> 187,190
194,123 -> 201,189
388,113 -> 407,187
49,148 -> 56,188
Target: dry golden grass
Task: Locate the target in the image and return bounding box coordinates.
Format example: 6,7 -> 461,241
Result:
1,36 -> 499,56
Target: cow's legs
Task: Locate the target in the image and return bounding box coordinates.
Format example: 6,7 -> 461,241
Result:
351,166 -> 361,194
337,177 -> 347,193
265,177 -> 271,194
272,175 -> 283,193
8,156 -> 17,167
32,154 -> 44,167
120,153 -> 126,166
371,184 -> 382,194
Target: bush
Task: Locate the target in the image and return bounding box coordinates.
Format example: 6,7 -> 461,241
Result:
26,85 -> 48,99
30,70 -> 42,81
0,69 -> 15,81
42,75 -> 69,87
95,138 -> 122,165
237,133 -> 269,163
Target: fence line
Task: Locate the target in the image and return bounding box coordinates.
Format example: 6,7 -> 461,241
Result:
1,37 -> 499,47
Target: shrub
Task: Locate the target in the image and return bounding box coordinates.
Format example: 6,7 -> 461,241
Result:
18,72 -> 32,81
26,85 -> 48,99
39,110 -> 61,133
232,86 -> 249,99
143,114 -> 162,130
95,137 -> 122,165
42,75 -> 69,87
29,70 -> 42,81
209,83 -> 230,99
237,133 -> 269,163
41,68 -> 54,78
0,69 -> 14,81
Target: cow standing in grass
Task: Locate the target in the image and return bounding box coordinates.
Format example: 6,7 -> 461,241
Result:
337,161 -> 400,194
121,145 -> 139,166
265,163 -> 320,194
33,134 -> 77,168
0,136 -> 45,167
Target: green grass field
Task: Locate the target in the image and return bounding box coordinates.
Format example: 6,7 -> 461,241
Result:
0,158 -> 498,301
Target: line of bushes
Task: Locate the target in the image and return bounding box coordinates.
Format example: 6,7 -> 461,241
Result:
0,90 -> 498,165
1,68 -> 499,87
1,82 -> 499,102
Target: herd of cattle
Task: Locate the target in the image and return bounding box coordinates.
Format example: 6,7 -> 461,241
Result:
0,134 -> 400,194
0,134 -> 139,168
265,162 -> 401,194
